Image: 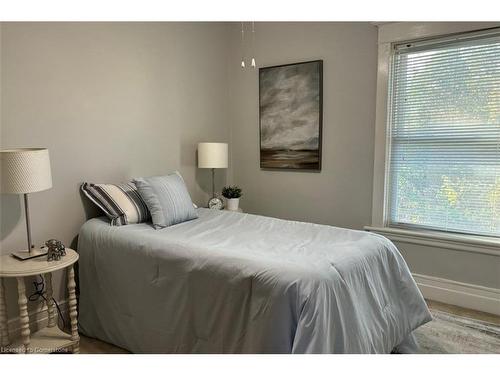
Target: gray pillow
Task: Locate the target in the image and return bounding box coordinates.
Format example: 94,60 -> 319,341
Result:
133,172 -> 198,229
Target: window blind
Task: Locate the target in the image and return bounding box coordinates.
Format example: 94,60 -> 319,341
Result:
387,30 -> 500,237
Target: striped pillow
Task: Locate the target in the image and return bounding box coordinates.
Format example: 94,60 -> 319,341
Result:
81,182 -> 150,226
133,172 -> 198,229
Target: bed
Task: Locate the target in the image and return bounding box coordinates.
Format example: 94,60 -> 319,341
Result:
77,208 -> 431,353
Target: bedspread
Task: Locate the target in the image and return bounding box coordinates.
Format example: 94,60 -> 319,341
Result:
78,208 -> 431,353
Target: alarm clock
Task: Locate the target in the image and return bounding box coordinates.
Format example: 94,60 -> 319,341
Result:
208,197 -> 223,210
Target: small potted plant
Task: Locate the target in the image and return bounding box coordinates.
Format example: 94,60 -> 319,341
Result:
222,185 -> 242,211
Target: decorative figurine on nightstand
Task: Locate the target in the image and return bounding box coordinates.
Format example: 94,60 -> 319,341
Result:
44,239 -> 66,262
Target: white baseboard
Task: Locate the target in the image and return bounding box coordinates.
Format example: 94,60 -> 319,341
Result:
413,273 -> 500,316
7,299 -> 68,339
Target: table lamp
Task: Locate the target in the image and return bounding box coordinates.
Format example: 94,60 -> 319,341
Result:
1,148 -> 53,260
197,142 -> 228,208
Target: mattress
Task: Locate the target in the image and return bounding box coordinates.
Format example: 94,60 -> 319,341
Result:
77,208 -> 431,353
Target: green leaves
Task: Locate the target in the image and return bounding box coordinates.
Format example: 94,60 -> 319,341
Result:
222,185 -> 242,199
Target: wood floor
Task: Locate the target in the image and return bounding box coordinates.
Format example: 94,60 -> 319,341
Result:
78,300 -> 500,354
80,334 -> 129,354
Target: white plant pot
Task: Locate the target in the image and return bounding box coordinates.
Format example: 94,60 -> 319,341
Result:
226,198 -> 240,211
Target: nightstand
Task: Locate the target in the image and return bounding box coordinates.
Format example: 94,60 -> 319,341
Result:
0,249 -> 79,354
225,208 -> 243,213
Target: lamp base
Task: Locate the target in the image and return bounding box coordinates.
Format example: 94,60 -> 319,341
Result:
11,248 -> 48,261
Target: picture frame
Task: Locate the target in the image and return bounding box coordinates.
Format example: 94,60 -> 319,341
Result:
259,60 -> 323,170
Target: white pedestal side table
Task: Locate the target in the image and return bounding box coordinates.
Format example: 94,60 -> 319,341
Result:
0,249 -> 79,354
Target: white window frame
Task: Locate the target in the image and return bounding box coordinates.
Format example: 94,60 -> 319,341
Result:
368,22 -> 500,250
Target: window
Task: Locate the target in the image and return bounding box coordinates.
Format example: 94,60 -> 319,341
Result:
387,30 -> 500,237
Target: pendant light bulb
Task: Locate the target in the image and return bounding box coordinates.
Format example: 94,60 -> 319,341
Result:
240,22 -> 246,69
250,22 -> 257,69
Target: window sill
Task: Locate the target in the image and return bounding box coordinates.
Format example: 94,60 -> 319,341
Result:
364,226 -> 500,257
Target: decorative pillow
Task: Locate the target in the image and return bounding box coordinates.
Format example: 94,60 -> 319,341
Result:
81,182 -> 150,226
133,172 -> 198,229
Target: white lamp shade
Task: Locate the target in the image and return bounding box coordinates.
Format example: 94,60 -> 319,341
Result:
1,148 -> 53,194
197,143 -> 228,169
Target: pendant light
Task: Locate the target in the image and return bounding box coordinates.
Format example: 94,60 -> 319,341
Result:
240,22 -> 246,68
240,22 -> 257,69
251,22 -> 256,68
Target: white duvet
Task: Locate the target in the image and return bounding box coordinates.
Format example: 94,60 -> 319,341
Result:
78,208 -> 431,353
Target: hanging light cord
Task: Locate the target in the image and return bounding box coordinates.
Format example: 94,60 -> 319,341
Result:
28,275 -> 66,330
240,22 -> 245,68
251,22 -> 256,68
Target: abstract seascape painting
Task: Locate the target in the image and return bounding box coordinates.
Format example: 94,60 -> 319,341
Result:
259,60 -> 323,170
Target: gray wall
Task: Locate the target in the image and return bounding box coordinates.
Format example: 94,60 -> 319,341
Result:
0,22 -> 231,319
228,22 -> 378,229
1,22 -> 496,330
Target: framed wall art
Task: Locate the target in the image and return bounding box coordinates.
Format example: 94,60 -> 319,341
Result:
259,60 -> 323,170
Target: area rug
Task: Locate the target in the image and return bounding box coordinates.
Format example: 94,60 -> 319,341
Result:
414,308 -> 500,354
